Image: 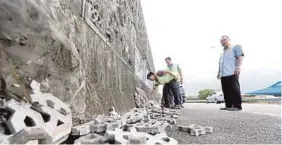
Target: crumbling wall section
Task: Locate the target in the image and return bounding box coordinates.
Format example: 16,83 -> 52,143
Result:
0,0 -> 154,124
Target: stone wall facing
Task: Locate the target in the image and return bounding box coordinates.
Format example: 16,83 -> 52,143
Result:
0,0 -> 154,122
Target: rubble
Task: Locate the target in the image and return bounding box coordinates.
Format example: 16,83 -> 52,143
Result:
1,85 -> 181,144
178,124 -> 213,136
74,133 -> 105,144
6,127 -> 50,144
71,121 -> 94,136
0,80 -> 72,144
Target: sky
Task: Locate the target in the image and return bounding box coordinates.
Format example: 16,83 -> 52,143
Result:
141,0 -> 282,95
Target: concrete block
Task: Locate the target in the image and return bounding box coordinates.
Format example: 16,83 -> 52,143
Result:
105,129 -> 127,144
4,97 -> 72,144
126,113 -> 144,124
178,125 -> 183,131
188,128 -> 200,136
136,124 -> 158,135
147,133 -> 178,145
6,127 -> 51,144
155,122 -> 169,134
30,101 -> 72,143
90,123 -> 107,133
5,82 -> 73,144
128,132 -> 147,144
182,126 -> 189,132
106,128 -> 152,145
30,82 -> 71,115
94,118 -> 102,125
104,130 -> 116,144
204,127 -> 213,133
71,121 -> 94,136
106,120 -> 122,131
187,124 -> 206,136
167,119 -> 176,125
74,133 -> 105,144
171,115 -> 179,119
5,100 -> 45,133
143,118 -> 150,123
123,124 -> 134,132
104,117 -> 115,123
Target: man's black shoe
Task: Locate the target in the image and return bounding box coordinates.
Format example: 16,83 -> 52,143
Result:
228,107 -> 242,111
220,107 -> 232,110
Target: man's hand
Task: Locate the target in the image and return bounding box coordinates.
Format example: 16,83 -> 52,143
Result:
217,74 -> 220,80
234,66 -> 241,75
163,70 -> 169,74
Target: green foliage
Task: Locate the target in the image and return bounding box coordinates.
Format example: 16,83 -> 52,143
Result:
198,89 -> 215,100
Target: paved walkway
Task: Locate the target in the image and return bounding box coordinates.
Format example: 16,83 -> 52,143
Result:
166,103 -> 281,144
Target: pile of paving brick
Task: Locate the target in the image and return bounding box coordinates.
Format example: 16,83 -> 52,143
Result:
0,81 -> 181,144
178,124 -> 213,136
71,104 -> 179,144
0,80 -> 72,144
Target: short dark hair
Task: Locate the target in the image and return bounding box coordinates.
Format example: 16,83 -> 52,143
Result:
147,72 -> 154,79
165,57 -> 171,61
221,35 -> 230,40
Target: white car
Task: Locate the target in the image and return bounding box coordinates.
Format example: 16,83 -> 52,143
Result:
206,93 -> 225,104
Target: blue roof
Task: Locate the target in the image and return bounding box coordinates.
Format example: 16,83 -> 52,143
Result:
247,81 -> 281,96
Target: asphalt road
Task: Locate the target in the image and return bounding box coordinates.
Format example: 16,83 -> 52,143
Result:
166,103 -> 281,144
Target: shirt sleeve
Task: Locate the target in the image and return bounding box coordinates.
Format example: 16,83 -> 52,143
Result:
233,45 -> 244,57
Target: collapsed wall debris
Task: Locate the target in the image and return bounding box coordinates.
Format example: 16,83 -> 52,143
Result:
71,105 -> 179,144
0,80 -> 72,144
178,124 -> 213,136
69,88 -> 179,144
0,83 -> 180,144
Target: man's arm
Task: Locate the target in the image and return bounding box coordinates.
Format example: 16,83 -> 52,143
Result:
235,56 -> 243,75
177,65 -> 183,79
164,70 -> 177,78
237,56 -> 243,68
234,45 -> 244,75
217,62 -> 220,79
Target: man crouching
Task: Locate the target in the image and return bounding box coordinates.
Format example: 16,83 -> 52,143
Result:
147,70 -> 182,109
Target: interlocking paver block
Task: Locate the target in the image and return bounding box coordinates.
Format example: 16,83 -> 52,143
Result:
90,123 -> 107,133
71,121 -> 94,136
6,127 -> 51,144
106,120 -> 122,131
178,125 -> 183,131
187,124 -> 206,136
147,133 -> 178,145
204,127 -> 213,133
74,133 -> 105,144
128,132 -> 147,144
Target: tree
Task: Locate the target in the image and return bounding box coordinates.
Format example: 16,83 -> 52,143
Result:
198,89 -> 215,100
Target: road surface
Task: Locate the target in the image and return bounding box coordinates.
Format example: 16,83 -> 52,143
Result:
166,103 -> 281,144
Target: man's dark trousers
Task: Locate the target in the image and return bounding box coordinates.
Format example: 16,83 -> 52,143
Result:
163,79 -> 181,107
221,74 -> 242,109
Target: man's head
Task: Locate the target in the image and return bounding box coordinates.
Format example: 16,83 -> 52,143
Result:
165,57 -> 172,65
220,35 -> 231,48
147,72 -> 156,81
